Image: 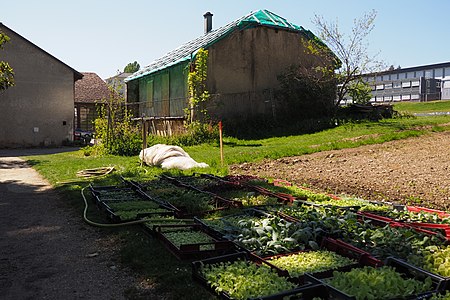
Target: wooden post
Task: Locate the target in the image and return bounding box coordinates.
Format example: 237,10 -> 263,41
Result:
141,117 -> 147,167
219,121 -> 224,166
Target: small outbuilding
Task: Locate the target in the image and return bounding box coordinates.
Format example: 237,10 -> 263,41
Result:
125,9 -> 336,133
74,72 -> 111,132
0,23 -> 82,147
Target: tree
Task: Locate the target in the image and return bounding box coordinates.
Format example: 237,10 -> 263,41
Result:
312,10 -> 383,106
123,61 -> 140,73
276,63 -> 336,119
0,31 -> 15,91
347,80 -> 372,104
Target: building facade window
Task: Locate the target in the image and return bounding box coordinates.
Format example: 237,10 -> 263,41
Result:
402,94 -> 411,100
402,81 -> 411,88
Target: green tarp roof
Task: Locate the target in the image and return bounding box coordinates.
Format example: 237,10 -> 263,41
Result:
125,9 -> 318,82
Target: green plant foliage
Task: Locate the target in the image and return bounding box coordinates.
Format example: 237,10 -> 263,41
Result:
201,259 -> 296,299
187,48 -> 209,123
326,266 -> 433,300
0,31 -> 15,91
147,121 -> 218,147
123,61 -> 140,73
417,245 -> 450,277
267,250 -> 356,277
430,291 -> 450,300
276,64 -> 336,120
347,80 -> 372,104
164,230 -> 214,250
93,88 -> 142,156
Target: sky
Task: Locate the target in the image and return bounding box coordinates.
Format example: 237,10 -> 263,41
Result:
2,0 -> 450,80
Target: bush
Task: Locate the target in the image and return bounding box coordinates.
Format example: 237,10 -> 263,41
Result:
92,89 -> 143,156
147,121 -> 218,147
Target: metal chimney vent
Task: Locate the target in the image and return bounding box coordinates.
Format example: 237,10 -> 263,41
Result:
203,12 -> 213,34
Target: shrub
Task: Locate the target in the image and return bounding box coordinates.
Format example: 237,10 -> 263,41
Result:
92,89 -> 142,156
147,121 -> 218,147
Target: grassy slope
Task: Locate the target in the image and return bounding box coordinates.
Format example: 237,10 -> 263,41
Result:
394,100 -> 450,113
24,114 -> 450,299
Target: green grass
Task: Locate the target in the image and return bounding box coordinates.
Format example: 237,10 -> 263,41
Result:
23,114 -> 450,299
394,100 -> 450,114
187,115 -> 450,166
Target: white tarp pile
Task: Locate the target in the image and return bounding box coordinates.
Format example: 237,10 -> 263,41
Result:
139,144 -> 209,170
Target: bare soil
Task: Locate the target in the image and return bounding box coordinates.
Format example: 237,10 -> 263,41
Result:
230,131 -> 450,211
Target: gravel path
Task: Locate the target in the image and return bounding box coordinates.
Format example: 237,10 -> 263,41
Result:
230,131 -> 450,210
0,152 -> 136,300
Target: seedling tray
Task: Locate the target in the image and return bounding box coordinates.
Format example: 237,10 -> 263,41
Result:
154,224 -> 236,260
407,222 -> 450,241
260,237 -> 382,284
90,186 -> 141,204
193,208 -> 276,240
407,205 -> 450,218
137,177 -> 239,218
192,251 -> 324,300
102,203 -> 175,223
314,257 -> 447,300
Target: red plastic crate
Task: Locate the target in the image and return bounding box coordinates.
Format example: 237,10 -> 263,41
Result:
407,206 -> 450,218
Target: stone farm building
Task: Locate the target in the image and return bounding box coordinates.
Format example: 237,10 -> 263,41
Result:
0,23 -> 82,147
74,72 -> 111,132
125,10 -> 335,134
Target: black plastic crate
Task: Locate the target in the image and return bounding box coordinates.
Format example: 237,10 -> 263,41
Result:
192,251 -> 324,300
313,257 -> 447,300
260,237 -> 382,283
193,208 -> 276,240
154,224 -> 236,260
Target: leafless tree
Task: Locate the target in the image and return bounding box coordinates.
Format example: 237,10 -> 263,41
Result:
312,10 -> 384,105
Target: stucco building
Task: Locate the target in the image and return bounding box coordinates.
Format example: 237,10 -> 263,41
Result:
360,62 -> 450,104
125,10 -> 335,131
0,23 -> 82,147
105,72 -> 131,99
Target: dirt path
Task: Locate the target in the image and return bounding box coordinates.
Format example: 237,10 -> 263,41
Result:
0,152 -> 136,300
230,131 -> 450,210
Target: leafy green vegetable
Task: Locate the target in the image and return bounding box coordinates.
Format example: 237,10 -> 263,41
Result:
416,245 -> 450,277
107,200 -> 162,211
430,291 -> 450,300
113,208 -> 170,221
327,266 -> 433,300
94,188 -> 143,201
201,259 -> 296,299
266,250 -> 356,277
164,230 -> 215,250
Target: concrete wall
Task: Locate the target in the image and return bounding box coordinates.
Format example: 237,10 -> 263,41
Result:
205,26 -> 320,120
0,25 -> 77,147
